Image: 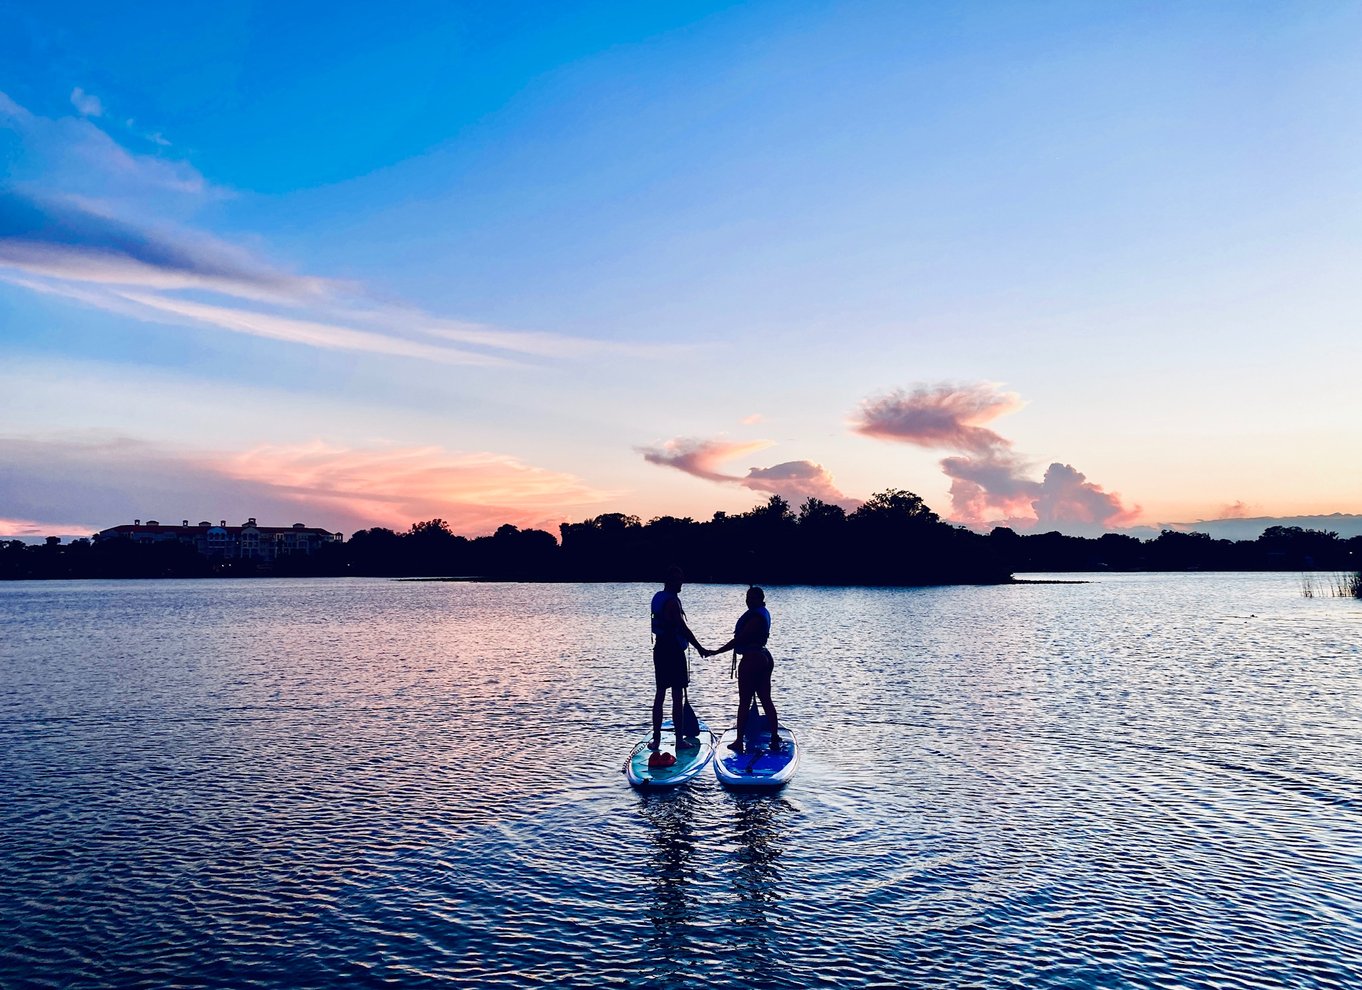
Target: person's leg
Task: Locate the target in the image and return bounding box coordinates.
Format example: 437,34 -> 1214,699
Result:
672,683 -> 686,745
650,686 -> 666,748
731,659 -> 756,751
756,654 -> 780,751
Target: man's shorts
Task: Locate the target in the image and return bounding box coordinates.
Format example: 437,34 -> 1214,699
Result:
653,643 -> 689,690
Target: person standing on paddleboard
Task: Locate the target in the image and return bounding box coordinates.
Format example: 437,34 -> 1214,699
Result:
650,565 -> 709,752
702,586 -> 781,754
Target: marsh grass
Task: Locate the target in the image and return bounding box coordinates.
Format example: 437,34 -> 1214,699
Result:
1301,572 -> 1362,598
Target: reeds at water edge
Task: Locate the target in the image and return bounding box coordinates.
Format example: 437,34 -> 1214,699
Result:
1300,572 -> 1362,598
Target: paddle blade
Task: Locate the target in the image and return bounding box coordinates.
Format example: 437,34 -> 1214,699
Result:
681,702 -> 701,738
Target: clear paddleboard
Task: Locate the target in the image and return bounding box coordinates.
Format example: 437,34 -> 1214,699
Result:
625,717 -> 717,789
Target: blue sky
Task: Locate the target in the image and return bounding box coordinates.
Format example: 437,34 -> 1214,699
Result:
2,1 -> 1360,539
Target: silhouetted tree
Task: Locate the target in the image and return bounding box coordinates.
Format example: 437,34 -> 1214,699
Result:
1257,526 -> 1341,570
640,515 -> 706,580
560,513 -> 647,579
405,518 -> 469,575
845,488 -> 948,583
347,527 -> 406,575
474,524 -> 559,578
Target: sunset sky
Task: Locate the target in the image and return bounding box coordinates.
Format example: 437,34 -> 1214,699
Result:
3,2 -> 1360,540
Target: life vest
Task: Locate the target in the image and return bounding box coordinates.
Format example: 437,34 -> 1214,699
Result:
650,589 -> 688,651
734,605 -> 771,650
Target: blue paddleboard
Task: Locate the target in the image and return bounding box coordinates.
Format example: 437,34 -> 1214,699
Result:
714,708 -> 798,789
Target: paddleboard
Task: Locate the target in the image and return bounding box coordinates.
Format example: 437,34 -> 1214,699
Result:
625,717 -> 717,789
714,708 -> 799,789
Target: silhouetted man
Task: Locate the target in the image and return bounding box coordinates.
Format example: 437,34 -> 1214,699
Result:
648,565 -> 707,750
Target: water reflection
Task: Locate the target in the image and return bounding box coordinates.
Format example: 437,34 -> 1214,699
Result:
725,793 -> 791,988
637,790 -> 700,974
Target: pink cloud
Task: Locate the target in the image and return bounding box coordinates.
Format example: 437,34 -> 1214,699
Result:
853,381 -> 1140,534
639,437 -> 857,508
1032,462 -> 1141,529
853,383 -> 1024,453
941,456 -> 1139,533
637,438 -> 774,482
0,516 -> 96,538
941,450 -> 1040,525
742,461 -> 860,510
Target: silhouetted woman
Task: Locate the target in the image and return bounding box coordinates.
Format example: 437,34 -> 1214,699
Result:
704,586 -> 781,754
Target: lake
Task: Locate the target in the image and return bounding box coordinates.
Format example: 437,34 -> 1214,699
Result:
1,573 -> 1360,989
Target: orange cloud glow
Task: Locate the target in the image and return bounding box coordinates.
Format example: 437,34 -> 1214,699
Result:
0,516 -> 96,538
219,442 -> 621,535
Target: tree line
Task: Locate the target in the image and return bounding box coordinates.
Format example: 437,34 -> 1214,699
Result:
2,491 -> 1358,583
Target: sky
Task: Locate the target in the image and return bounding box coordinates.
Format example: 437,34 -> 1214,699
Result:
2,1 -> 1360,541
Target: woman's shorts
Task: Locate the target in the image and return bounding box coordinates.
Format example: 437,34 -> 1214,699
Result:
653,643 -> 689,689
736,648 -> 774,692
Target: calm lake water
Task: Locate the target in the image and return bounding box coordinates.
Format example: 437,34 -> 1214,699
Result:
2,574 -> 1360,989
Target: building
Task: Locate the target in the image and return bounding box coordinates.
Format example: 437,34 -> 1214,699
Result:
94,518 -> 343,560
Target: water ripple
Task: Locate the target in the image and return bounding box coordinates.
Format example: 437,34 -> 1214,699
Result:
2,575 -> 1361,989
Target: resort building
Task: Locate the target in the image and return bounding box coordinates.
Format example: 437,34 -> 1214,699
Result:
94,518 -> 343,560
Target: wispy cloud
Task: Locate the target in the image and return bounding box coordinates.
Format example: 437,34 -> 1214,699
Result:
0,90 -> 692,369
639,436 -> 858,509
0,434 -> 619,537
375,306 -> 696,361
853,382 -> 1140,534
116,291 -> 511,366
639,438 -> 775,482
2,89 -> 207,200
70,87 -> 103,118
0,189 -> 330,303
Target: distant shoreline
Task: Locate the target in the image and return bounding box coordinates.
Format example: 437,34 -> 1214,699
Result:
5,499 -> 1358,584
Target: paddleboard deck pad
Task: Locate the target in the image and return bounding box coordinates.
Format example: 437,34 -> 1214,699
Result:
714,710 -> 798,789
626,718 -> 716,789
